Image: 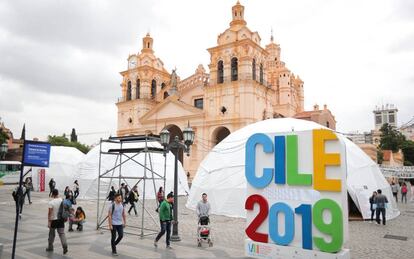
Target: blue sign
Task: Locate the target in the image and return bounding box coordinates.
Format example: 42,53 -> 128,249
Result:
23,141 -> 51,167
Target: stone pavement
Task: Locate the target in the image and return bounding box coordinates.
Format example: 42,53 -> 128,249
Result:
0,185 -> 413,259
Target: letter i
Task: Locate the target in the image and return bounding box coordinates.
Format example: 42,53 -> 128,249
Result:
274,136 -> 286,184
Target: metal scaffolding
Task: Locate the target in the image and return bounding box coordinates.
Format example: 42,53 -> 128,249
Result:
96,134 -> 167,237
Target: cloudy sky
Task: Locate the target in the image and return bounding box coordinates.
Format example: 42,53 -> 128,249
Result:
0,0 -> 413,145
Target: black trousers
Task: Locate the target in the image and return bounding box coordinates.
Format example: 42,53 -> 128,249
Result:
128,202 -> 137,215
370,209 -> 375,221
155,220 -> 171,246
393,192 -> 398,202
74,190 -> 79,199
402,193 -> 407,203
15,199 -> 24,214
376,208 -> 386,225
111,225 -> 124,253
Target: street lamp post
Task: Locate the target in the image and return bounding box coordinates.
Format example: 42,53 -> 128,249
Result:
1,143 -> 8,160
160,122 -> 195,242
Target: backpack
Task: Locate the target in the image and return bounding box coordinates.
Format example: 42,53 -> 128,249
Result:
402,185 -> 408,194
12,189 -> 17,201
58,201 -> 70,222
111,202 -> 124,216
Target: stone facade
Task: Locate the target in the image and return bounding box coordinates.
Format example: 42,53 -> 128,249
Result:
116,1 -> 335,177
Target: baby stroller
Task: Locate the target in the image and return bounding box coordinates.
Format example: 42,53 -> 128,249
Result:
197,216 -> 213,247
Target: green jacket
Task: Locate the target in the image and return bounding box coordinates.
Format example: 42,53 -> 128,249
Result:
159,200 -> 173,221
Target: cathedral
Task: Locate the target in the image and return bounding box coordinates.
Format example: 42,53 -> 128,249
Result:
116,1 -> 336,177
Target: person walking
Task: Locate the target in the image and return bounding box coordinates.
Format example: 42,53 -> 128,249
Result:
69,207 -> 86,232
369,191 -> 377,222
391,181 -> 399,203
49,178 -> 56,197
154,192 -> 174,249
401,182 -> 408,204
24,177 -> 33,204
12,185 -> 26,218
73,180 -> 80,200
108,193 -> 126,256
47,189 -> 68,254
107,186 -> 116,202
119,183 -> 129,206
374,189 -> 388,225
156,187 -> 164,212
127,186 -> 139,216
196,193 -> 211,219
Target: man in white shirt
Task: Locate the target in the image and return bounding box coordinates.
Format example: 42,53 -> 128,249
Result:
46,189 -> 68,254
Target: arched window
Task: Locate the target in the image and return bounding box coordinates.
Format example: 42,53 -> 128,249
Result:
252,59 -> 256,81
217,60 -> 224,84
161,82 -> 166,89
163,91 -> 169,99
126,81 -> 132,101
259,63 -> 264,84
136,79 -> 140,99
151,79 -> 157,98
326,121 -> 330,128
231,57 -> 238,81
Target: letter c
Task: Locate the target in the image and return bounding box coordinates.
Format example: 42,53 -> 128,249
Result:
245,133 -> 274,188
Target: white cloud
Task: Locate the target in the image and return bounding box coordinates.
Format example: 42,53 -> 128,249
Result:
0,0 -> 413,144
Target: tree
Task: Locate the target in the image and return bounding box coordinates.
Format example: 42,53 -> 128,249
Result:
70,128 -> 78,142
379,123 -> 406,152
20,123 -> 26,140
48,134 -> 90,154
0,128 -> 9,145
401,140 -> 414,166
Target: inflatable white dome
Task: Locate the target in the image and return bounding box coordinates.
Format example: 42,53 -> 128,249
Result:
186,118 -> 399,220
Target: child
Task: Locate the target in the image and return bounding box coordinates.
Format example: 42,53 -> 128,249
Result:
68,208 -> 76,232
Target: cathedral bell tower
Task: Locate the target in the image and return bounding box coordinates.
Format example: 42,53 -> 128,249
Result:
230,1 -> 247,27
142,33 -> 154,54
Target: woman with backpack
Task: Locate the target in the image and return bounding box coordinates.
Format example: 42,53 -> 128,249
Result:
127,186 -> 139,215
401,182 -> 408,204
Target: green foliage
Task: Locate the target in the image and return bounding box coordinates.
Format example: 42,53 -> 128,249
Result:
379,123 -> 406,152
377,149 -> 384,164
47,135 -> 90,154
401,140 -> 414,166
0,128 -> 9,145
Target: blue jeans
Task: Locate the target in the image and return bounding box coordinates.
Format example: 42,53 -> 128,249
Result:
111,225 -> 124,253
155,220 -> 171,246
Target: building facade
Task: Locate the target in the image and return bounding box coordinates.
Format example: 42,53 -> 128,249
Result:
116,2 -> 335,177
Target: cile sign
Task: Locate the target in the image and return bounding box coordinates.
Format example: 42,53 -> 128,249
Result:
244,129 -> 350,259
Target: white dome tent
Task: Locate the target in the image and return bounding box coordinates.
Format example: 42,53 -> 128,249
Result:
186,118 -> 399,220
30,146 -> 85,193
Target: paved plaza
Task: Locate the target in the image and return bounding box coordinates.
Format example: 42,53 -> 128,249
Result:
0,185 -> 413,259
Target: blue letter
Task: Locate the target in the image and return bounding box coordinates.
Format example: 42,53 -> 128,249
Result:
274,136 -> 286,184
245,133 -> 273,188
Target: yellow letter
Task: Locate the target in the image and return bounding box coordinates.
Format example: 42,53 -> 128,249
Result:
313,129 -> 341,192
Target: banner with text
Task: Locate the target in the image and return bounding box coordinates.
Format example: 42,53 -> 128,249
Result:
244,129 -> 349,259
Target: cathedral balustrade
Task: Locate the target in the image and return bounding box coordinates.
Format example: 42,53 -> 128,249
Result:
117,93 -> 156,103
214,73 -> 272,88
178,73 -> 209,92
